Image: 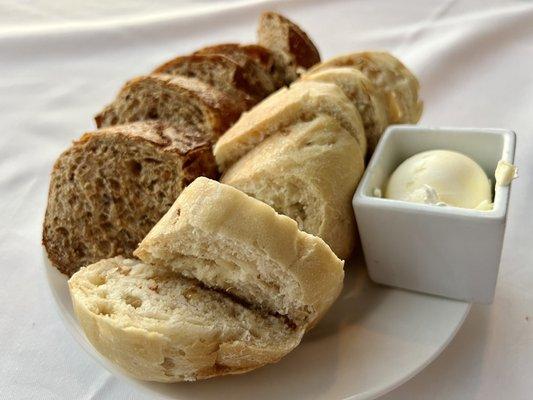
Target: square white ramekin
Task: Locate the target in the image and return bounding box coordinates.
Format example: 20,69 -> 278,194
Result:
352,126 -> 516,303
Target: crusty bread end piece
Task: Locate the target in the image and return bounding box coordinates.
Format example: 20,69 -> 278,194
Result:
213,80 -> 366,171
43,121 -> 218,276
135,177 -> 345,326
69,257 -> 303,382
257,11 -> 320,77
222,115 -> 364,260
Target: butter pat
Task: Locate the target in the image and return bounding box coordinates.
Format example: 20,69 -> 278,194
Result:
495,160 -> 518,186
385,150 -> 492,209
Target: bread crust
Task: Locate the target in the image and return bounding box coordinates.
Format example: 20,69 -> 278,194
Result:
309,51 -> 423,124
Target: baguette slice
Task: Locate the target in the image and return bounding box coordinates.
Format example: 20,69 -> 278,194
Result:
257,12 -> 320,77
43,121 -> 217,276
309,51 -> 423,124
95,74 -> 241,143
69,257 -> 304,382
302,67 -> 388,154
213,80 -> 366,171
221,115 -> 364,260
134,177 -> 344,326
152,53 -> 273,108
194,43 -> 289,89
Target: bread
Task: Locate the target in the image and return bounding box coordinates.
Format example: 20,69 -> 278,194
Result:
95,74 -> 241,143
69,257 -> 304,382
194,43 -> 289,89
302,67 -> 388,154
213,80 -> 366,171
221,115 -> 364,260
43,121 -> 218,276
257,11 -> 321,79
152,53 -> 274,108
69,178 -> 344,381
309,51 -> 423,124
135,177 -> 344,325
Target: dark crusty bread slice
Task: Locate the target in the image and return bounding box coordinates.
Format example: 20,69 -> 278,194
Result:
95,74 -> 241,143
257,12 -> 320,78
194,43 -> 289,89
152,54 -> 272,109
43,121 -> 218,276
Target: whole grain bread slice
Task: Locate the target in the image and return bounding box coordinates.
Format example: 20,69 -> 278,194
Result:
257,12 -> 321,78
152,53 -> 272,109
194,43 -> 289,89
95,74 -> 241,143
43,121 -> 218,276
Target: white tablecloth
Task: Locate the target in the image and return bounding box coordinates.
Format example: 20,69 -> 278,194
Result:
1,0 -> 531,399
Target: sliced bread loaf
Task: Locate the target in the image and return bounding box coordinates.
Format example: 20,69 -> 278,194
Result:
257,11 -> 320,78
194,43 -> 289,89
69,257 -> 304,382
302,67 -> 388,154
309,51 -> 423,124
213,80 -> 366,171
134,177 -> 344,326
221,115 -> 364,260
95,74 -> 241,143
43,121 -> 218,276
152,53 -> 274,108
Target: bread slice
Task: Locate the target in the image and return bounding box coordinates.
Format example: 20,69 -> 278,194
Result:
95,74 -> 241,143
194,43 -> 288,89
69,256 -> 304,382
221,115 -> 364,260
257,11 -> 320,77
302,67 -> 388,154
134,177 -> 344,326
43,121 -> 218,276
213,80 -> 366,171
152,53 -> 274,108
309,51 -> 423,124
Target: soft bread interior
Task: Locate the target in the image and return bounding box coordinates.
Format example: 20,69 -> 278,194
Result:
69,257 -> 302,382
221,116 -> 364,259
135,178 -> 344,326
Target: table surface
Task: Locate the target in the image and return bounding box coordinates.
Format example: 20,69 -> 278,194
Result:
0,1 -> 531,399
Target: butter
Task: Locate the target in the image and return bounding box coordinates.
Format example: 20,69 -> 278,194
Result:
495,160 -> 518,186
385,150 -> 493,210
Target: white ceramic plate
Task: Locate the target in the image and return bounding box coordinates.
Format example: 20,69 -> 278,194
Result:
44,250 -> 470,400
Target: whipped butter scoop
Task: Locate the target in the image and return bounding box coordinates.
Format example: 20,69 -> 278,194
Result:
385,150 -> 493,210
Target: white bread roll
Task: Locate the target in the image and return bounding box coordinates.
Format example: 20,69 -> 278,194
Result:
221,115 -> 364,260
213,80 -> 366,171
